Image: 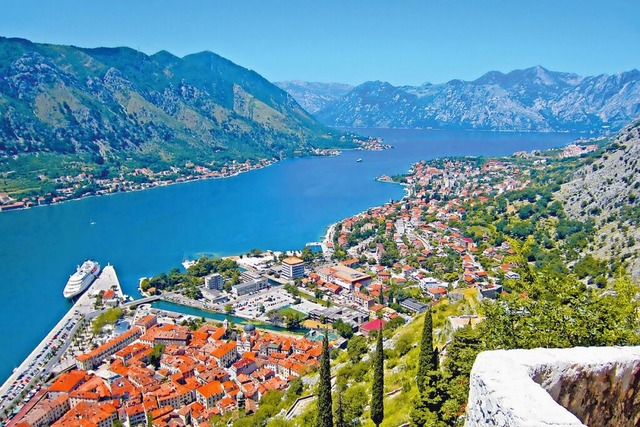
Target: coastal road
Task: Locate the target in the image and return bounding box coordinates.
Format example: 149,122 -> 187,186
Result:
0,265 -> 123,418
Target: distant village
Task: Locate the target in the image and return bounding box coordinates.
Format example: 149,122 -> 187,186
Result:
0,136 -> 389,212
7,144 -> 540,427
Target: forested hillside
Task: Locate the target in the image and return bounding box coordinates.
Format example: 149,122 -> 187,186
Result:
0,37 -> 350,200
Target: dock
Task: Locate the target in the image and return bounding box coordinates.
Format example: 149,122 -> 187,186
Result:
0,265 -> 123,416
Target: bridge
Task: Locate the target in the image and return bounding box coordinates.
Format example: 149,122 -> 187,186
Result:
122,293 -> 175,308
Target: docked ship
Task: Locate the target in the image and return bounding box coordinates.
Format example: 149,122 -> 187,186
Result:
63,260 -> 100,299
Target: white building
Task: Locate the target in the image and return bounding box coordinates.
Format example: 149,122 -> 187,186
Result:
204,273 -> 224,290
282,257 -> 305,280
231,278 -> 268,298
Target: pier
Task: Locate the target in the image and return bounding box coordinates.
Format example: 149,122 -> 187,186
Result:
0,265 -> 123,417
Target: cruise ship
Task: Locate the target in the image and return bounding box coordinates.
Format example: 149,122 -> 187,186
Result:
63,260 -> 100,299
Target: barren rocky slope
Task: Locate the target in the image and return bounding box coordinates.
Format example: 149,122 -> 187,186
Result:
315,66 -> 640,132
559,119 -> 640,276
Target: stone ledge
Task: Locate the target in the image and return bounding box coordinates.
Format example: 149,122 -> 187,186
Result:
465,346 -> 640,427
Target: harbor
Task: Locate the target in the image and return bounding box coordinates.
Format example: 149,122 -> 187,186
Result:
0,265 -> 124,418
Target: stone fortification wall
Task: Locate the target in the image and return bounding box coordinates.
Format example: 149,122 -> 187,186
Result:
465,346 -> 640,427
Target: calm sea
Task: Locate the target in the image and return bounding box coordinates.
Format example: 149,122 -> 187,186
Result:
0,128 -> 580,382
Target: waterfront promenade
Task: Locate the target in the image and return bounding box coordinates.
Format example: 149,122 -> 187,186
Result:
0,265 -> 123,417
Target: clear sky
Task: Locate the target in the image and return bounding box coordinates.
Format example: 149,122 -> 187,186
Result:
1,0 -> 638,86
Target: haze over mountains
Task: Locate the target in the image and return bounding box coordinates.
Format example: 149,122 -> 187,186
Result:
0,37 -> 346,168
281,67 -> 640,132
274,81 -> 353,114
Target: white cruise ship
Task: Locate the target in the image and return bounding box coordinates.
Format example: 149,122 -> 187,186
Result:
63,260 -> 101,299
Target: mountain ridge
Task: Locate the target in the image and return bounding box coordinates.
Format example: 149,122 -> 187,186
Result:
0,36 -> 348,174
274,81 -> 353,115
296,66 -> 640,132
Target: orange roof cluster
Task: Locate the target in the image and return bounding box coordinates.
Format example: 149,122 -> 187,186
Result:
211,341 -> 237,358
52,401 -> 117,427
197,380 -> 224,398
48,370 -> 90,395
24,319 -> 330,426
76,327 -> 141,362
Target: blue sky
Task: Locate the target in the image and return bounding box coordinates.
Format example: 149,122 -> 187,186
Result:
1,0 -> 638,86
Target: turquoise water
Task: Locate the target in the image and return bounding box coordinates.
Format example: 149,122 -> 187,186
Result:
151,300 -> 306,333
0,128 -> 580,383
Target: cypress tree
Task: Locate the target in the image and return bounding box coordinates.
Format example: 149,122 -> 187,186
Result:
316,329 -> 333,427
335,385 -> 348,427
410,370 -> 443,427
370,329 -> 384,427
416,308 -> 437,393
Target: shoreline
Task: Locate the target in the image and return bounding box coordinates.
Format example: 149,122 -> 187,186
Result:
0,135 -> 391,215
334,126 -> 599,134
0,266 -> 123,414
0,157 -> 283,215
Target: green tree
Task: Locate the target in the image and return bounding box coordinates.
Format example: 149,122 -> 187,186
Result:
316,330 -> 333,427
148,343 -> 165,369
416,309 -> 437,393
333,319 -> 354,339
370,328 -> 384,427
346,335 -> 368,363
394,332 -> 412,357
481,271 -> 640,350
411,370 -> 445,427
334,385 -> 348,427
301,246 -> 315,262
285,312 -> 303,330
286,377 -> 303,402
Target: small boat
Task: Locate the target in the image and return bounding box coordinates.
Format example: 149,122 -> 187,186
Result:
356,158 -> 363,162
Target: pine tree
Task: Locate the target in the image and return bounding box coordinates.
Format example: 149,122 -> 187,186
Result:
370,328 -> 384,427
316,329 -> 333,427
416,309 -> 437,393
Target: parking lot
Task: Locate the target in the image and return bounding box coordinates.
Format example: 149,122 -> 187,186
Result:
232,287 -> 295,320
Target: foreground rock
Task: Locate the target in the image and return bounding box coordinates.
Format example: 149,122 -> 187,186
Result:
466,346 -> 640,426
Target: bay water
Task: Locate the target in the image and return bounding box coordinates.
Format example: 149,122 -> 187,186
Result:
0,128 -> 580,383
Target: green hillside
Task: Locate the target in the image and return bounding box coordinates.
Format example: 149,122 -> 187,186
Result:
0,37 -> 351,200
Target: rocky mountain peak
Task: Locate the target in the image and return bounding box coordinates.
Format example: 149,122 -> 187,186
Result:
310,67 -> 640,131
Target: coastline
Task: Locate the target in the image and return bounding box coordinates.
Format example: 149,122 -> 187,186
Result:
0,266 -> 124,415
0,131 -> 587,424
0,130 -> 577,390
0,135 -> 390,214
0,157 -> 283,215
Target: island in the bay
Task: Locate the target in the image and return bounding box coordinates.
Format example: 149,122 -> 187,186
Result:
3,119 -> 639,426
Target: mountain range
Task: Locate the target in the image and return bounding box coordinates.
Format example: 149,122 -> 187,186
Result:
274,81 -> 353,114
0,37 -> 348,177
283,66 -> 640,132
